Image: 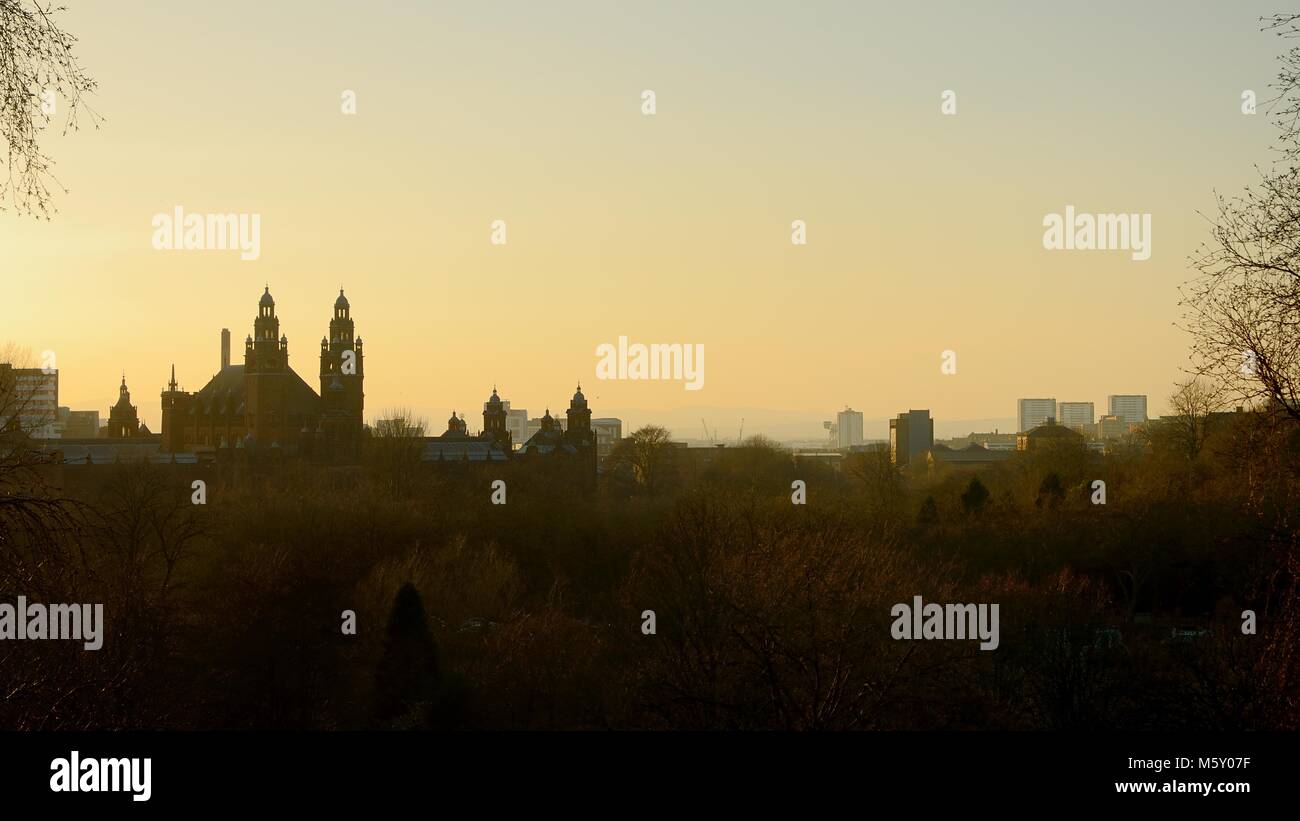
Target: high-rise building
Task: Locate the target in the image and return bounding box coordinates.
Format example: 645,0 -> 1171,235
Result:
1107,395 -> 1148,427
505,408 -> 528,451
592,418 -> 623,465
1017,398 -> 1057,433
889,409 -> 933,466
836,407 -> 864,450
1058,401 -> 1095,432
0,364 -> 59,438
56,407 -> 100,439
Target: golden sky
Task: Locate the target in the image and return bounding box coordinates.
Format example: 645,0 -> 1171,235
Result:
0,1 -> 1283,438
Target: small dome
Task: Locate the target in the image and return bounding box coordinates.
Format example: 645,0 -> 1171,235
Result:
335,289 -> 349,309
487,387 -> 502,406
259,286 -> 274,307
572,382 -> 585,403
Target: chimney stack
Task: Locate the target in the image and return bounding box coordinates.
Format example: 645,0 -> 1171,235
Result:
221,328 -> 231,370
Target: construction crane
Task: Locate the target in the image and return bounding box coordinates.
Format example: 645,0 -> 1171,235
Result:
701,418 -> 716,445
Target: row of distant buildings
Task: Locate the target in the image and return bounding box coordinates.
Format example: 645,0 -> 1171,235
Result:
816,394 -> 1156,473
1016,395 -> 1148,440
826,395 -> 1151,452
0,363 -> 102,439
459,397 -> 622,462
1,363 -> 625,462
2,288 -> 625,474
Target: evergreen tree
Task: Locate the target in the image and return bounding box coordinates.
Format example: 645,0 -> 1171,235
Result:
373,582 -> 441,724
1036,472 -> 1066,510
960,477 -> 990,516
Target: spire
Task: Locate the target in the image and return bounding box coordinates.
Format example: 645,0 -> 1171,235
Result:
168,364 -> 177,392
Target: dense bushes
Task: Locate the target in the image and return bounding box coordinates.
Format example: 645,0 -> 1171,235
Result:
1,411 -> 1297,729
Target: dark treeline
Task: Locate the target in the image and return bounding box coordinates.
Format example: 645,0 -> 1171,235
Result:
0,410 -> 1297,731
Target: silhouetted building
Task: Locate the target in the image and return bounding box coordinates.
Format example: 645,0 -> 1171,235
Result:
107,375 -> 148,438
421,404 -> 509,463
890,409 -> 933,466
482,388 -> 512,453
517,386 -> 598,481
161,287 -> 365,459
1017,417 -> 1085,451
926,442 -> 1012,471
317,289 -> 366,461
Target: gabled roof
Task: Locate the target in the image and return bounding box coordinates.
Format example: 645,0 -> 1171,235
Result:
188,365 -> 320,417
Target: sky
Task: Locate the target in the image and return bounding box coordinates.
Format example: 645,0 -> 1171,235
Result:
0,1 -> 1287,439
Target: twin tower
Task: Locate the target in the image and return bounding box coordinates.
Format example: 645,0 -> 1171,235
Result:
160,288 -> 364,459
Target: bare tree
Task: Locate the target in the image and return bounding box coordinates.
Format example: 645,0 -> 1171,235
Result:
0,0 -> 99,217
1163,377 -> 1222,460
366,408 -> 427,497
1182,15 -> 1300,422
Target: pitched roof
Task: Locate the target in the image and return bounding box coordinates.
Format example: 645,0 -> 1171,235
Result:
188,365 -> 320,417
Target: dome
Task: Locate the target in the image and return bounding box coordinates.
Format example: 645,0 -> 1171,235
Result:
335,289 -> 349,309
572,383 -> 585,403
487,387 -> 502,406
259,286 -> 274,307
